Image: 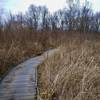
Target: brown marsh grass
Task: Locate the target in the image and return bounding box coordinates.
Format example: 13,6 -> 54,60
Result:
37,36 -> 100,100
0,30 -> 60,79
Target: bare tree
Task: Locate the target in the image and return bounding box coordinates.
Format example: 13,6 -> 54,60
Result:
28,5 -> 39,31
94,12 -> 100,32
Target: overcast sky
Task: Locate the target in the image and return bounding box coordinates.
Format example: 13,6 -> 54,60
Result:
0,0 -> 100,14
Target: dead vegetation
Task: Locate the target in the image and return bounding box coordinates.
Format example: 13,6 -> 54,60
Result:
0,30 -> 60,79
0,1 -> 100,99
37,35 -> 100,100
0,0 -> 100,81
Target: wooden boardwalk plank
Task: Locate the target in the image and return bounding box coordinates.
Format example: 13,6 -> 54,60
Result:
0,49 -> 58,100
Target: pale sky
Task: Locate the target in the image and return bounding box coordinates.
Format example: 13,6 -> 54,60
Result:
0,0 -> 100,14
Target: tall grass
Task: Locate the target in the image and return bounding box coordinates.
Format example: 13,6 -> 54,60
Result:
37,35 -> 100,100
0,29 -> 61,79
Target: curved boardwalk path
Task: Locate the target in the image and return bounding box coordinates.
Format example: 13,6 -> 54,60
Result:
0,49 -> 58,100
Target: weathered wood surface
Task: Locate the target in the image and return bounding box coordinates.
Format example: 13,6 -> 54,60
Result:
0,49 -> 58,100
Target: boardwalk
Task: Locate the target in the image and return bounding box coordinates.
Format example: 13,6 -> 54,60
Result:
0,49 -> 58,100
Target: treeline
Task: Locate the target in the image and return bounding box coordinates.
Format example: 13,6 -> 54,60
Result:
0,0 -> 100,42
1,1 -> 100,31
